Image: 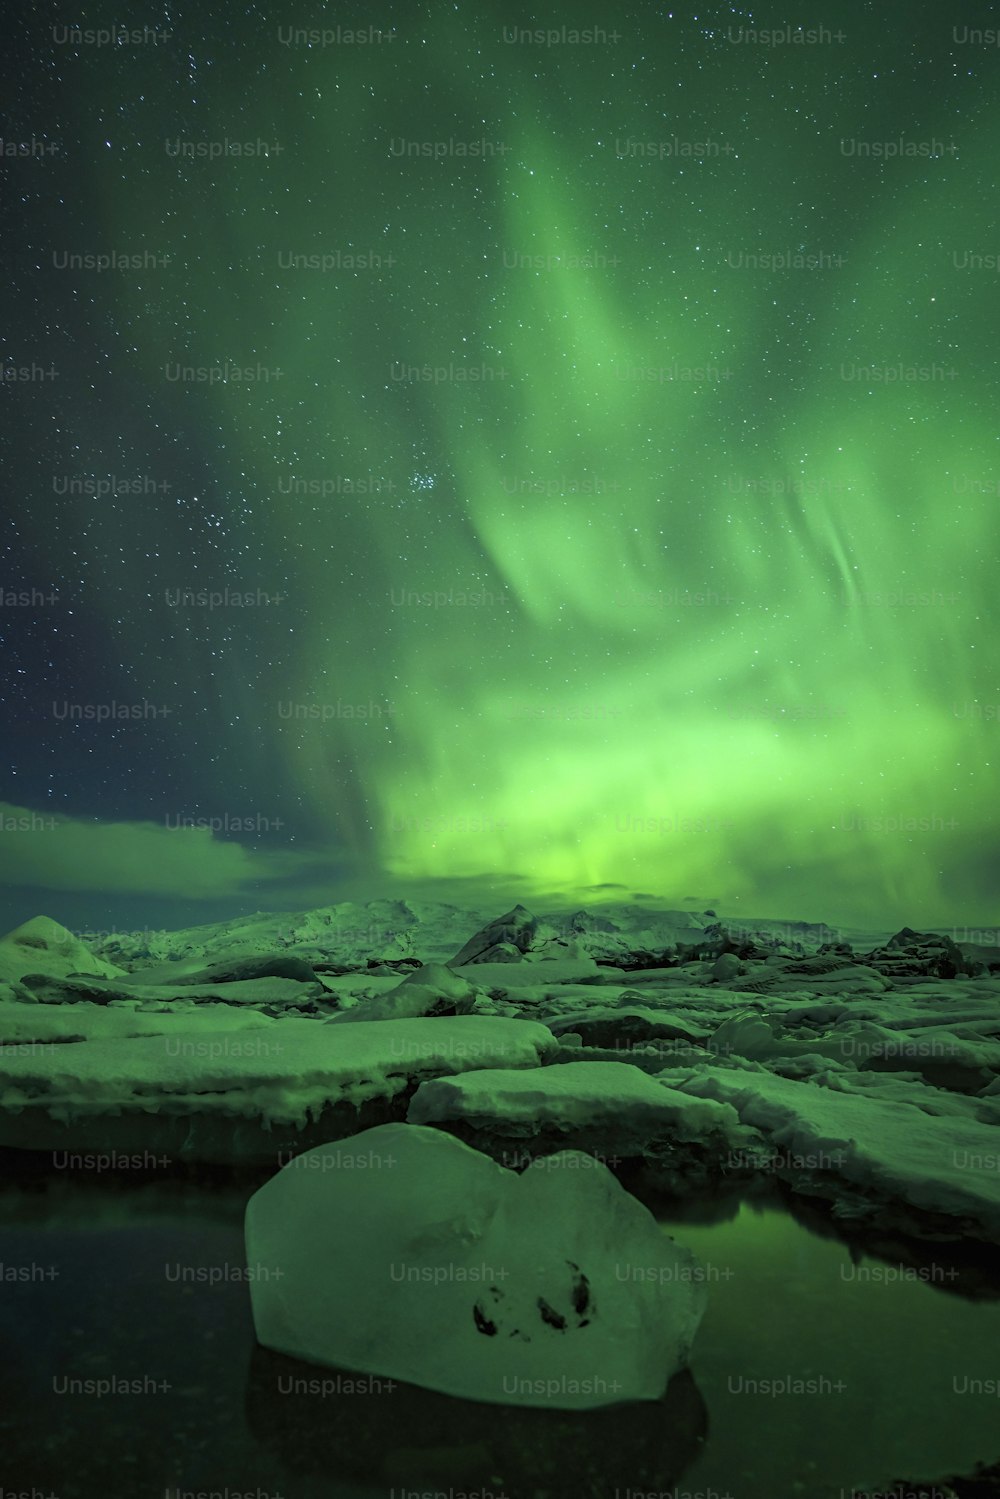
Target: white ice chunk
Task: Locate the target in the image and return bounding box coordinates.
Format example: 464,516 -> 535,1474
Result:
408,1060 -> 740,1147
245,1121 -> 706,1408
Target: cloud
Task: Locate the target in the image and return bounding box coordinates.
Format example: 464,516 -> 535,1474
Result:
0,803 -> 317,897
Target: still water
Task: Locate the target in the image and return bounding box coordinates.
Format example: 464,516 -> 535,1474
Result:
1,1170 -> 998,1498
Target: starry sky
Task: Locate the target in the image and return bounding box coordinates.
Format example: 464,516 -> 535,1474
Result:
2,0 -> 998,936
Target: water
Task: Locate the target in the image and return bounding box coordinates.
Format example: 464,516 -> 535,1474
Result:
658,1192 -> 1000,1496
1,1171 -> 998,1498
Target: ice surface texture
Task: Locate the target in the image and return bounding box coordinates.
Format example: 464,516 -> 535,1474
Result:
245,1121 -> 706,1408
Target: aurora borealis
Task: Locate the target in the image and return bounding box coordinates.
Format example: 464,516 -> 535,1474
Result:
2,1 -> 998,934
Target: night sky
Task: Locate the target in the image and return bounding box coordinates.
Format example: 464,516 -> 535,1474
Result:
2,1 -> 998,936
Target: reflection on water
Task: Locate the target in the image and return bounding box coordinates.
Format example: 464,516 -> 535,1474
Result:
246,1345 -> 706,1496
0,1167 -> 998,1498
659,1193 -> 1000,1497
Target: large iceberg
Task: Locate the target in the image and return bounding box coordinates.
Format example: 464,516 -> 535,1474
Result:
245,1121 -> 707,1408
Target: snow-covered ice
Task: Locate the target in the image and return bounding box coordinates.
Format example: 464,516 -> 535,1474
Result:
0,1014 -> 558,1152
408,1060 -> 742,1154
1,904 -> 998,1244
666,1061 -> 1000,1240
0,915 -> 125,984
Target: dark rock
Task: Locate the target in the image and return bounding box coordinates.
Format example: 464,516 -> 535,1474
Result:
479,941 -> 523,963
326,963 -> 479,1025
170,953 -> 320,985
449,905 -> 539,965
675,923 -> 789,963
957,943 -> 1000,977
595,949 -> 676,971
17,971 -> 324,1011
781,954 -> 858,975
886,926 -> 926,948
865,929 -> 971,980
18,974 -> 126,1006
711,953 -> 742,983
547,1008 -> 708,1049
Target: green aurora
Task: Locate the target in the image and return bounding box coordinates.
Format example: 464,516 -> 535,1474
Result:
3,2 -> 998,931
